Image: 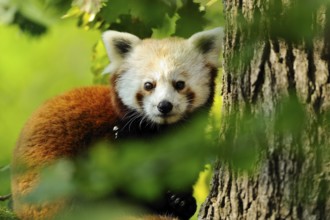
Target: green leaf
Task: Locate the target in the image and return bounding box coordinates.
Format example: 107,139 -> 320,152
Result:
100,0 -> 178,37
108,14 -> 153,38
152,13 -> 179,38
175,0 -> 207,38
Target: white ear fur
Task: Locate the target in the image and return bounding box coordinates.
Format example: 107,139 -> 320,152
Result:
188,27 -> 224,66
102,30 -> 141,74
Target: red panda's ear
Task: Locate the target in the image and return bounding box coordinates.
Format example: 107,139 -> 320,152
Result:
188,27 -> 224,67
102,30 -> 141,74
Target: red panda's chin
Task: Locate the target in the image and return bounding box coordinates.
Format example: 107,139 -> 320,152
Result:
150,114 -> 182,124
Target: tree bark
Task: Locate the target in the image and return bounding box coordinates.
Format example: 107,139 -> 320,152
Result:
200,0 -> 330,219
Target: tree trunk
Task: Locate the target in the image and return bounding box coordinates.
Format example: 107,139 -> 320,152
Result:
200,0 -> 330,219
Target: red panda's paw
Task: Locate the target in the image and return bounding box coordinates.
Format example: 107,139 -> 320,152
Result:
166,191 -> 197,220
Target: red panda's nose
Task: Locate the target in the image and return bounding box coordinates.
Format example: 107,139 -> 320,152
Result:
157,100 -> 173,114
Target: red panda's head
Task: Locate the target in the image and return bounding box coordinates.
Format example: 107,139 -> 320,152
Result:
102,28 -> 223,124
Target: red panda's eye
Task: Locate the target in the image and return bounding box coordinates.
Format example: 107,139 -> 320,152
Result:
144,82 -> 154,91
174,81 -> 185,91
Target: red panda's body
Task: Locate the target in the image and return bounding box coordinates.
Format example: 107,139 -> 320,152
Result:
11,28 -> 223,220
13,86 -> 119,167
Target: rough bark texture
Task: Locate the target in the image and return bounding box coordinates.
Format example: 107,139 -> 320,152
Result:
200,0 -> 330,219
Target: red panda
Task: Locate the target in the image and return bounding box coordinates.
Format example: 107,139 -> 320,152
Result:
11,27 -> 223,220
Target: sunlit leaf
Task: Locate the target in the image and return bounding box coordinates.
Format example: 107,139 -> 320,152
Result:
72,0 -> 107,15
91,39 -> 110,84
62,6 -> 82,19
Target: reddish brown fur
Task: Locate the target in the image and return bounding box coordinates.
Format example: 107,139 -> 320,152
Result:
136,91 -> 144,108
11,85 -> 127,219
185,90 -> 196,108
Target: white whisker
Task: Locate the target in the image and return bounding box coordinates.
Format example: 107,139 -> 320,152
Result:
121,111 -> 143,132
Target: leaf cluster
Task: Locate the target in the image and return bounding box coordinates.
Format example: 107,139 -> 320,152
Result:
1,0 -> 222,38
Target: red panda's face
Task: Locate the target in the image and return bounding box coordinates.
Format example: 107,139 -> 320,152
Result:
115,40 -> 213,124
102,28 -> 223,124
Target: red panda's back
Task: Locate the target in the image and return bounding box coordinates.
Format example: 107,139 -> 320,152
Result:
13,85 -> 121,168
